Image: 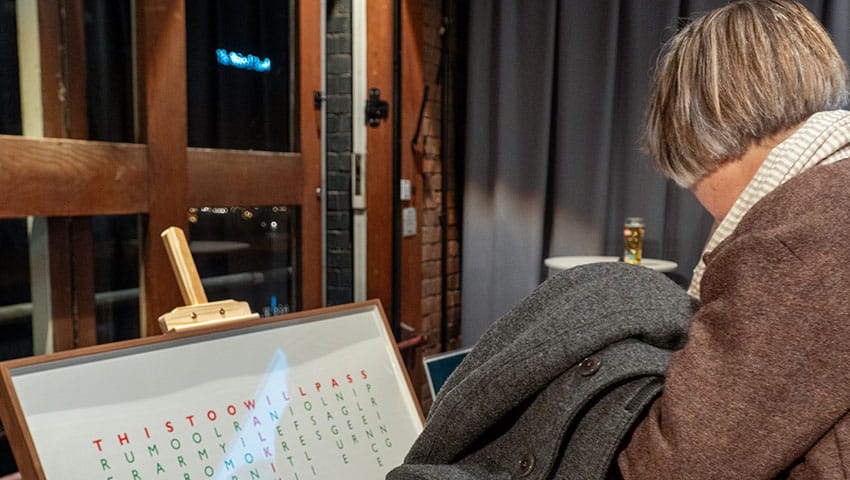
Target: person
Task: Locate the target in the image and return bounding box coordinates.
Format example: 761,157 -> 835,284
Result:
617,0 -> 850,478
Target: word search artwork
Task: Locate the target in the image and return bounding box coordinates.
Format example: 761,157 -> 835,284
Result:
92,365 -> 393,479
1,303 -> 422,480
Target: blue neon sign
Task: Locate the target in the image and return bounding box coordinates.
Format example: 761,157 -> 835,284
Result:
216,49 -> 271,72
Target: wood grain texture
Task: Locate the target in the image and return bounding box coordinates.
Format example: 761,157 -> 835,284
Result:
58,0 -> 98,351
160,226 -> 207,305
62,0 -> 89,140
0,369 -> 45,479
70,216 -> 98,348
137,0 -> 189,335
366,0 -> 395,318
0,135 -> 148,218
299,1 -> 324,310
401,0 -> 426,394
47,217 -> 98,351
47,218 -> 74,352
36,0 -> 63,138
187,148 -> 304,207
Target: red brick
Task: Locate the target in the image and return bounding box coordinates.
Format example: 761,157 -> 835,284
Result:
447,224 -> 459,241
421,296 -> 440,316
423,158 -> 442,174
447,273 -> 460,290
422,313 -> 439,331
447,290 -> 461,308
421,208 -> 440,226
422,277 -> 442,297
448,239 -> 459,256
427,174 -> 442,191
423,190 -> 441,209
421,225 -> 440,244
422,260 -> 440,278
446,190 -> 456,207
423,243 -> 442,261
447,257 -> 459,274
446,208 -> 457,225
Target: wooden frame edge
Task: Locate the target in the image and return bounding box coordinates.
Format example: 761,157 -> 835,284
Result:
374,300 -> 426,425
0,367 -> 45,479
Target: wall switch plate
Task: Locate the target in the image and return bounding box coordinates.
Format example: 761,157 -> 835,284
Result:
402,207 -> 417,237
400,179 -> 412,201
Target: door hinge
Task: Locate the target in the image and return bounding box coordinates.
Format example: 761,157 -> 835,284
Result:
313,91 -> 325,110
365,88 -> 389,127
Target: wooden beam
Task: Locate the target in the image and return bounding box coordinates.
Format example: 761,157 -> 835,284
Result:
187,149 -> 304,207
35,0 -> 63,138
47,218 -> 74,352
0,135 -> 148,218
366,0 -> 395,318
70,216 -> 97,347
299,0 -> 323,310
0,135 -> 317,219
56,0 -> 97,351
136,0 -> 189,335
62,0 -> 89,140
401,0 -> 426,400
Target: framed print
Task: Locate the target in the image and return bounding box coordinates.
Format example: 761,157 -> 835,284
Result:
0,300 -> 423,479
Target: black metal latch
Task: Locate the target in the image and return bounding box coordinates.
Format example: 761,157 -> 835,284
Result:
365,88 -> 389,127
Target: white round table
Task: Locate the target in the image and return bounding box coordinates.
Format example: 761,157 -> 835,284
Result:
544,256 -> 678,273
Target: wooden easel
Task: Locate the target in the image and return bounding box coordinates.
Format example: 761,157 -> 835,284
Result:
157,226 -> 259,333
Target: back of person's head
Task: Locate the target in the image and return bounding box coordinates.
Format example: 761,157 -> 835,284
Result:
644,0 -> 850,187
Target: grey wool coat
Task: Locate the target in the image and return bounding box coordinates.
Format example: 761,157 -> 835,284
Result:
388,262 -> 698,480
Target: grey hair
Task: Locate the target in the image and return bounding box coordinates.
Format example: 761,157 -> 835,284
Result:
644,0 -> 850,187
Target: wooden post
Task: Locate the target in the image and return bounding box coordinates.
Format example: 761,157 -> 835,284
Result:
19,0 -> 97,352
299,0 -> 324,310
136,0 -> 189,336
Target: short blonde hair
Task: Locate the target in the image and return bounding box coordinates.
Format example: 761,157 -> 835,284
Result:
644,0 -> 850,187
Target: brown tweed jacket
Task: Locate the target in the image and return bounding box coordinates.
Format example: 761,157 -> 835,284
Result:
619,159 -> 850,479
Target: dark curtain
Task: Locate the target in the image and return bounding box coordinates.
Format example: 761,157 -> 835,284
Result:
461,0 -> 850,345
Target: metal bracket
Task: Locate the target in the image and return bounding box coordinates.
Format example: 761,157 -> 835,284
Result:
313,91 -> 325,110
365,88 -> 389,127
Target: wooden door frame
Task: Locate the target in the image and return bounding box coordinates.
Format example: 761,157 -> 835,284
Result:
365,0 -> 424,339
0,0 -> 323,344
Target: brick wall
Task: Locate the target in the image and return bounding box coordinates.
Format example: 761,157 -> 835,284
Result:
326,0 -> 353,306
416,0 -> 463,410
324,0 -> 463,411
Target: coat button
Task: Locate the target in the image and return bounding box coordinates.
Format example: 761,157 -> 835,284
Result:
518,452 -> 536,477
578,355 -> 601,376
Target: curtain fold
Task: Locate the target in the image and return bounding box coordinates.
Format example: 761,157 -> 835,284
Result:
461,0 -> 849,345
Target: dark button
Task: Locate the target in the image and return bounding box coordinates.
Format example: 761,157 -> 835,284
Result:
517,452 -> 536,477
578,355 -> 602,377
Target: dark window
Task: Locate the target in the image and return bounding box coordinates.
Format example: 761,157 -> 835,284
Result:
92,215 -> 140,343
84,0 -> 134,143
186,0 -> 297,151
190,206 -> 300,316
0,219 -> 32,361
0,0 -> 21,135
